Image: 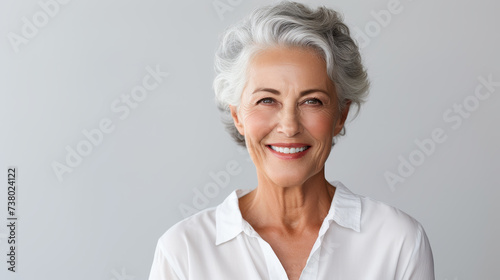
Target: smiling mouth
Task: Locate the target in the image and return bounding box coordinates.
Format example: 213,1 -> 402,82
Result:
267,145 -> 311,154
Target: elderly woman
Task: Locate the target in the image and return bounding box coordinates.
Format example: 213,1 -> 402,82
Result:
148,1 -> 434,279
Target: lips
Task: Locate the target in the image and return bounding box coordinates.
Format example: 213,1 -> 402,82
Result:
268,145 -> 310,154
267,143 -> 310,148
266,143 -> 311,159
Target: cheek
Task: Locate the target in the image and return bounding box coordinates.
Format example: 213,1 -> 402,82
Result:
241,108 -> 275,140
302,111 -> 336,140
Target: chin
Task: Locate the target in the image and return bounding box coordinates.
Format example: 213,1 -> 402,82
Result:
267,172 -> 311,188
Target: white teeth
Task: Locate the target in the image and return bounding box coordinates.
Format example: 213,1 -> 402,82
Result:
270,145 -> 309,154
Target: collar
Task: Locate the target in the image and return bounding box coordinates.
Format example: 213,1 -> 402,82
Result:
215,180 -> 361,246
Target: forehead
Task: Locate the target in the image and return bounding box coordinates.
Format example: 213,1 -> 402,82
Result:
246,46 -> 333,90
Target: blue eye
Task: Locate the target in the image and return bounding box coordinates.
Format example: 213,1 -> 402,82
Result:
257,98 -> 275,104
304,98 -> 323,105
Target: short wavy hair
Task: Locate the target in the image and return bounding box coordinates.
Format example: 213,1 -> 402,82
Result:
213,0 -> 370,147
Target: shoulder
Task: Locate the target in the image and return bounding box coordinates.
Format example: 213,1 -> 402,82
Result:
355,194 -> 434,277
156,206 -> 218,254
333,181 -> 425,237
363,195 -> 421,227
155,188 -> 247,254
361,194 -> 423,231
356,193 -> 428,245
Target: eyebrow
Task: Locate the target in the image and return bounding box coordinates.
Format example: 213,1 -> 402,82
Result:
251,87 -> 330,96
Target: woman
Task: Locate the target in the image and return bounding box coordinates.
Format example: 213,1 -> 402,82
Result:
149,1 -> 435,279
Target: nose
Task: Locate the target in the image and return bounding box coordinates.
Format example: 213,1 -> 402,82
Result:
276,104 -> 302,137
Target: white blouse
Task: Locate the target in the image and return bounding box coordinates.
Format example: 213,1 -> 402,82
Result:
148,181 -> 435,280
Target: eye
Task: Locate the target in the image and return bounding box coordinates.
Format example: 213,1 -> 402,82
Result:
257,97 -> 275,105
304,98 -> 323,105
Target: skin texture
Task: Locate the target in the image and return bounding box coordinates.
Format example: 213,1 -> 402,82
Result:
229,46 -> 350,280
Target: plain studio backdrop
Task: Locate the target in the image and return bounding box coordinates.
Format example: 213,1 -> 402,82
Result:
1,0 -> 499,279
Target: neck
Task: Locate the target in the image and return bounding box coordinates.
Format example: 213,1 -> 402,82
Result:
239,169 -> 335,234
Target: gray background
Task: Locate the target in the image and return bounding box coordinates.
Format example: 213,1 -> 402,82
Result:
1,0 -> 499,279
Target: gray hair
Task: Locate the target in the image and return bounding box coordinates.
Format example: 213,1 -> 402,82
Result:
213,0 -> 370,147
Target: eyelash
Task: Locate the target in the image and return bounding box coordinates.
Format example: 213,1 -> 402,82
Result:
256,97 -> 323,105
304,98 -> 323,105
257,98 -> 275,104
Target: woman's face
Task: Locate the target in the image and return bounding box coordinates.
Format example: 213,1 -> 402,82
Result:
230,46 -> 349,187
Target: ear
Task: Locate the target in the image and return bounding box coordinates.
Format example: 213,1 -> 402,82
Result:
229,105 -> 245,136
334,100 -> 351,135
